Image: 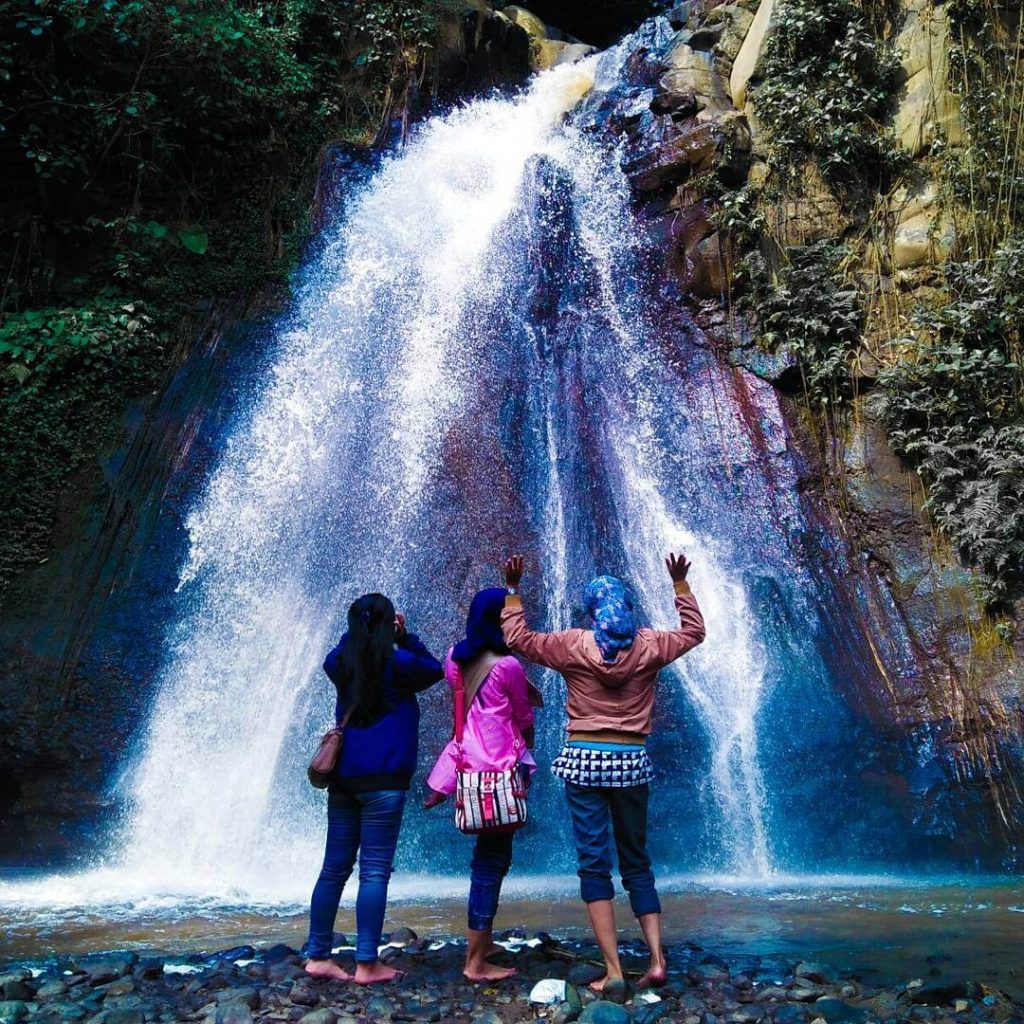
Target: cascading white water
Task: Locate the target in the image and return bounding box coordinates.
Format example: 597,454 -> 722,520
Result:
85,38 -> 784,903
120,61 -> 601,897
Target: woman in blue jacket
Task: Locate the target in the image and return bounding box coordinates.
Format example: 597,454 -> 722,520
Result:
305,592 -> 443,985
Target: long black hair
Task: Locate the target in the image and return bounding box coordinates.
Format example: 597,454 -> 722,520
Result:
339,592 -> 395,727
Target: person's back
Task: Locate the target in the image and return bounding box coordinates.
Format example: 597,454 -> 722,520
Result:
502,569 -> 705,738
424,587 -> 541,982
499,553 -> 705,992
306,593 -> 443,985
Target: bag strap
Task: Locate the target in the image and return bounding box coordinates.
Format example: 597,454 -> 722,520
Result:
336,703 -> 355,731
454,651 -> 502,745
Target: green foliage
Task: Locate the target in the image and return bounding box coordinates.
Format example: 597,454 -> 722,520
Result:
0,0 -> 453,594
0,295 -> 166,591
942,0 -> 1024,258
744,242 -> 863,410
881,237 -> 1024,605
0,294 -> 161,389
754,0 -> 905,199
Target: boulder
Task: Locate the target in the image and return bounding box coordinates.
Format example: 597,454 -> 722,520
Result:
690,231 -> 736,298
807,999 -> 870,1023
535,39 -> 598,70
0,1002 -> 27,1024
794,963 -> 839,985
601,978 -> 630,1004
579,1001 -> 630,1024
705,4 -> 757,62
207,1005 -> 253,1024
567,963 -> 605,987
891,197 -> 955,270
664,41 -> 733,112
503,4 -> 547,40
625,115 -> 750,192
287,979 -> 321,1007
766,162 -> 851,246
773,1008 -> 809,1024
298,1010 -> 337,1024
730,0 -> 777,107
892,0 -> 962,156
0,974 -> 33,1002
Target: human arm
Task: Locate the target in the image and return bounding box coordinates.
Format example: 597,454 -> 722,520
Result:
500,555 -> 577,672
322,635 -> 347,688
393,630 -> 444,693
649,552 -> 706,667
501,658 -> 535,735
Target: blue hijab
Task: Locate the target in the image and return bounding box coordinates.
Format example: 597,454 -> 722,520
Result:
452,587 -> 510,665
584,575 -> 637,662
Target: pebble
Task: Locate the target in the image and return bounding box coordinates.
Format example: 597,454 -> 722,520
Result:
0,934 -> 1016,1024
601,978 -> 629,1005
567,964 -> 604,987
365,995 -> 396,1019
795,963 -> 839,986
0,1002 -> 27,1024
578,1001 -> 629,1024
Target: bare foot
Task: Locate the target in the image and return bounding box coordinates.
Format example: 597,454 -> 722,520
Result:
484,942 -> 506,959
589,974 -> 624,993
304,959 -> 352,982
463,961 -> 518,982
638,965 -> 667,989
354,961 -> 403,985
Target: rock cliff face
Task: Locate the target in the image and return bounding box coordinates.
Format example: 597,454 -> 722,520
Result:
565,0 -> 1024,861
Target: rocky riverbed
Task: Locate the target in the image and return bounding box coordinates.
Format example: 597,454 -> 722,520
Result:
1,930 -> 1020,1024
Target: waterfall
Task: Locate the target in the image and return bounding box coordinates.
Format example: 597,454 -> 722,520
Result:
115,37 -> 796,901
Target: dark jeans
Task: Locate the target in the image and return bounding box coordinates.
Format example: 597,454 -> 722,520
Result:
564,781 -> 660,917
307,789 -> 406,962
467,831 -> 514,932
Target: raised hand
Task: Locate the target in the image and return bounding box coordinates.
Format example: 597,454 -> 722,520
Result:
504,554 -> 525,588
665,551 -> 691,583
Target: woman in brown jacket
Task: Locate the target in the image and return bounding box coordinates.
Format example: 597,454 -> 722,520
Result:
500,552 -> 705,991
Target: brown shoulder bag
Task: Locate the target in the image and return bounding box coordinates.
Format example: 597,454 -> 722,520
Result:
307,706 -> 354,789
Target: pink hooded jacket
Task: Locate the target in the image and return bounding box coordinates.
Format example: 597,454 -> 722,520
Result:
426,649 -> 537,795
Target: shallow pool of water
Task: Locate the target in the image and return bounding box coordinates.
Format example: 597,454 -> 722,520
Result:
2,872 -> 1023,998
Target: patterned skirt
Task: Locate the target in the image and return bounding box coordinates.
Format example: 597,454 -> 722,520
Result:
550,744 -> 653,788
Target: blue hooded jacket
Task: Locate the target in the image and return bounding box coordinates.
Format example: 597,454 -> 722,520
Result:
323,631 -> 443,792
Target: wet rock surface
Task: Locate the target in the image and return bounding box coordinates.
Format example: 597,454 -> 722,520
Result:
4,936 -> 1022,1024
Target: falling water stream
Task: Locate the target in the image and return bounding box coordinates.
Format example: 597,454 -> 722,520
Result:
0,24 -> 936,933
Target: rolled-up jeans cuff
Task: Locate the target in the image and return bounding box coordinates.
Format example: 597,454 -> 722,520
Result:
629,892 -> 661,917
468,909 -> 496,931
579,874 -> 615,903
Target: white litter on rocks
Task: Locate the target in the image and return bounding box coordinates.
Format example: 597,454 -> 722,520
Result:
496,937 -> 543,951
636,991 -> 662,1004
232,959 -> 258,967
428,941 -> 448,951
529,979 -> 567,1004
163,964 -> 204,975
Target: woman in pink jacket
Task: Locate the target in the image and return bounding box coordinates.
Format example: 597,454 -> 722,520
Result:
425,587 -> 541,982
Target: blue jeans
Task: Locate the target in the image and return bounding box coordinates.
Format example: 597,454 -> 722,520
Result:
307,789 -> 406,962
564,782 -> 660,917
467,831 -> 514,931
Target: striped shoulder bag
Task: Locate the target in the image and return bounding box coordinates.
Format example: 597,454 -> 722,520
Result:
453,653 -> 528,835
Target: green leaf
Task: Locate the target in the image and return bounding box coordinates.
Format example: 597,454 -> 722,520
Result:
8,364 -> 31,384
177,223 -> 208,254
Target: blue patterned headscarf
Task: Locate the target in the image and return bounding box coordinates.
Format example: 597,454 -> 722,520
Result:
584,575 -> 636,663
452,587 -> 510,665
